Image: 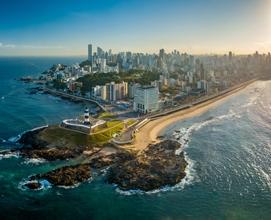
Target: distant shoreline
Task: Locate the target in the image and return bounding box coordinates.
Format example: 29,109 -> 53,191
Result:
130,79 -> 257,151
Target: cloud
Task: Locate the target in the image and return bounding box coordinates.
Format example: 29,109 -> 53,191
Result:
21,45 -> 64,49
0,43 -> 16,48
0,42 -> 64,50
5,44 -> 16,48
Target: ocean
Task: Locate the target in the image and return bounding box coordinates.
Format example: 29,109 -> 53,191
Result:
0,57 -> 270,220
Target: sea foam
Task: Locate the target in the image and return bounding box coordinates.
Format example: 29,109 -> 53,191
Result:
22,158 -> 46,165
0,150 -> 19,160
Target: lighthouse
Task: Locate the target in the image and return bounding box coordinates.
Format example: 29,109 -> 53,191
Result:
84,107 -> 90,125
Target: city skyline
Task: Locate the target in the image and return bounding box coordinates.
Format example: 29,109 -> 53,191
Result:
1,0 -> 271,56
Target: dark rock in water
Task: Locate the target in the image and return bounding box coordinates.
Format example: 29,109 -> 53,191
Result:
24,181 -> 42,190
35,164 -> 91,186
27,87 -> 43,95
20,146 -> 85,161
20,76 -> 33,83
206,116 -> 214,121
18,128 -> 48,149
107,140 -> 187,191
89,151 -> 134,169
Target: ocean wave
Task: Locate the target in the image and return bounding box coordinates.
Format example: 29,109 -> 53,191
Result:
173,110 -> 240,149
57,178 -> 93,189
0,150 -> 19,160
0,137 -> 6,143
57,183 -> 81,189
18,179 -> 52,191
22,158 -> 46,165
8,135 -> 21,143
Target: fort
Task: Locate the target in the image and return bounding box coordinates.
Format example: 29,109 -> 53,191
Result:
61,107 -> 106,134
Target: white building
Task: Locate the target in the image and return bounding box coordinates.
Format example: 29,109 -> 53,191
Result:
93,81 -> 128,102
133,86 -> 159,114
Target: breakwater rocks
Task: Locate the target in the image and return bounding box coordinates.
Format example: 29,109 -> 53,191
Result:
107,140 -> 188,191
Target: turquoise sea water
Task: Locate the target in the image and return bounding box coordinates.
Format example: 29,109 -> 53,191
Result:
0,57 -> 270,220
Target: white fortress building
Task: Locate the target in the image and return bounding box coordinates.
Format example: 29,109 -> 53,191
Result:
61,107 -> 106,134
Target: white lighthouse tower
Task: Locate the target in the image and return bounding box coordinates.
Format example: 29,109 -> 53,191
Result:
84,107 -> 90,125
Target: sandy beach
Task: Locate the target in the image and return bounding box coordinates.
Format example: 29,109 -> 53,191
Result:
129,80 -> 257,151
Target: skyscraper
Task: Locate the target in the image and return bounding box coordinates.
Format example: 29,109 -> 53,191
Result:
97,46 -> 104,58
88,44 -> 92,64
159,49 -> 165,59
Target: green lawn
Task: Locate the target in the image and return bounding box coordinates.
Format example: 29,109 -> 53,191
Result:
89,120 -> 124,143
126,119 -> 137,126
39,126 -> 92,146
98,112 -> 116,119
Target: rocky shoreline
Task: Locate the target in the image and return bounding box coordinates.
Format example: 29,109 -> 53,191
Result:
107,140 -> 187,191
15,128 -> 188,192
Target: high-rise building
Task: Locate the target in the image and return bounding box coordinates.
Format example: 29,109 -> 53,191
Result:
97,47 -> 104,58
159,49 -> 165,59
115,81 -> 128,100
133,86 -> 159,114
106,82 -> 116,102
229,51 -> 233,61
88,44 -> 92,64
200,63 -> 205,80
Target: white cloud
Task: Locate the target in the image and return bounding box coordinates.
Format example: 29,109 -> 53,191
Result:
0,42 -> 64,50
5,44 -> 16,48
21,45 -> 64,49
0,42 -> 16,48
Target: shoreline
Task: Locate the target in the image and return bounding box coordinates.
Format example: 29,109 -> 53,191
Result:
130,80 -> 257,151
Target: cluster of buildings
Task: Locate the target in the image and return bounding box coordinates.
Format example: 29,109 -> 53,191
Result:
88,44 -> 119,73
92,81 -> 159,114
92,81 -> 128,102
43,43 -> 271,115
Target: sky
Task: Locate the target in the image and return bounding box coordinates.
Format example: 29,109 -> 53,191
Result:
0,0 -> 271,56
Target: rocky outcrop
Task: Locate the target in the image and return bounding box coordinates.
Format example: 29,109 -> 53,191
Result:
107,140 -> 187,191
33,164 -> 91,186
20,146 -> 85,161
18,127 -> 102,161
24,181 -> 42,190
18,128 -> 188,192
19,128 -> 48,149
88,151 -> 134,169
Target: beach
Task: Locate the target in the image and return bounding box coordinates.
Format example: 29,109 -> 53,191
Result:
131,80 -> 257,151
